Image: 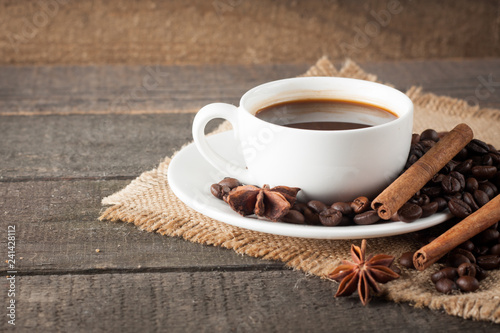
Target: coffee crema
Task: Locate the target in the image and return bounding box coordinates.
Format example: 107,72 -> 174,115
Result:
255,99 -> 398,131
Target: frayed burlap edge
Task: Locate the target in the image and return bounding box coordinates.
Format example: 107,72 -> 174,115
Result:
100,57 -> 500,323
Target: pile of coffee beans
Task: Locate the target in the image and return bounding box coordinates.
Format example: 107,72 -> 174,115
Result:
281,129 -> 499,226
281,196 -> 381,226
404,129 -> 499,221
400,222 -> 500,294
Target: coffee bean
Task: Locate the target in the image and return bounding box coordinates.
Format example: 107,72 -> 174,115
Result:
410,193 -> 430,206
488,143 -> 499,153
458,240 -> 475,252
280,210 -> 305,224
405,154 -> 419,169
451,248 -> 476,264
397,203 -> 423,222
390,264 -> 402,275
441,160 -> 460,174
353,210 -> 380,225
330,202 -> 353,216
307,200 -> 328,214
471,165 -> 497,180
319,209 -> 343,226
303,209 -> 320,225
420,140 -> 436,151
489,152 -> 500,166
448,199 -> 472,219
210,183 -> 224,199
420,129 -> 439,142
473,190 -> 490,207
211,177 -> 243,200
454,159 -> 473,174
441,172 -> 465,194
218,177 -> 241,189
465,177 -> 479,192
474,264 -> 488,281
390,212 -> 401,221
432,173 -> 445,184
462,192 -> 480,211
293,202 -> 320,225
444,192 -> 462,202
447,252 -> 471,267
399,251 -> 415,269
476,255 -> 500,270
467,139 -> 490,155
456,276 -> 479,292
411,133 -> 420,144
293,202 -> 308,211
474,245 -> 490,257
433,197 -> 448,212
484,181 -> 498,195
457,262 -> 476,277
351,196 -> 370,214
421,186 -> 442,198
435,278 -> 457,294
473,229 -> 500,246
481,154 -> 494,166
454,147 -> 469,161
489,244 -> 500,256
410,143 -> 425,157
478,182 -> 497,199
421,201 -> 439,218
431,267 -> 458,283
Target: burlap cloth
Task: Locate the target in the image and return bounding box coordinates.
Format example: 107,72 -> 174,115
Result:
99,57 -> 500,323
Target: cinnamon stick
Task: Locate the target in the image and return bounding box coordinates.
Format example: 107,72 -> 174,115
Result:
372,123 -> 473,220
413,194 -> 500,271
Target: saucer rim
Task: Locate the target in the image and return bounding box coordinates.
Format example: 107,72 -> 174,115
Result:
167,131 -> 452,240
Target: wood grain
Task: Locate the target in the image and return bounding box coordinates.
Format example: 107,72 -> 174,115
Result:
0,114 -> 202,180
2,270 -> 496,332
0,64 -> 308,114
2,60 -> 500,331
1,59 -> 499,116
0,180 -> 281,275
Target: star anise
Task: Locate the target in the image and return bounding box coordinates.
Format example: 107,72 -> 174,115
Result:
328,239 -> 400,305
226,184 -> 300,221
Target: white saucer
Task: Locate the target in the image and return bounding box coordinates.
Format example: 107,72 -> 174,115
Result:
168,131 -> 452,239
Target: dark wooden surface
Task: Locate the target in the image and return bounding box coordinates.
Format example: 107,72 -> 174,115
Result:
1,59 -> 500,332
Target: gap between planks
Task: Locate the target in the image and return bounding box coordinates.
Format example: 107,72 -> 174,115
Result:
0,263 -> 286,277
0,108 -> 199,117
0,175 -> 138,183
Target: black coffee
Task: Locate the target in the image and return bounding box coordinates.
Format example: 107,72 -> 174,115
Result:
255,99 -> 397,130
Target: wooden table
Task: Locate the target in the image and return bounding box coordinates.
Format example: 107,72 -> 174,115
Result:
1,59 -> 500,332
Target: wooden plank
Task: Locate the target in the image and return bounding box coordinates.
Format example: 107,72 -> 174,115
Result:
0,180 -> 281,274
0,113 -> 201,180
0,64 -> 309,114
3,270 -> 497,332
1,60 -> 500,116
362,59 -> 500,108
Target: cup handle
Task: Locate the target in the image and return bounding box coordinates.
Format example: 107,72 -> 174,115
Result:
192,103 -> 255,184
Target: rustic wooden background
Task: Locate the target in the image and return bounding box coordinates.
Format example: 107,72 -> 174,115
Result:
1,60 -> 500,332
1,0 -> 499,65
2,0 -> 500,331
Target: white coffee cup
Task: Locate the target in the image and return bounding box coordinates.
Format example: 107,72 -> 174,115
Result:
192,77 -> 413,204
